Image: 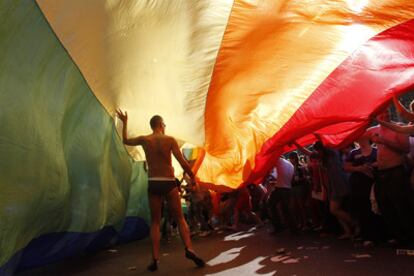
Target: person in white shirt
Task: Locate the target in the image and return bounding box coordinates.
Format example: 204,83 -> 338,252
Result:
266,157 -> 299,234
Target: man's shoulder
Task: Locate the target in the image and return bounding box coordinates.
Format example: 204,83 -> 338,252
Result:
163,135 -> 178,144
147,133 -> 173,140
149,134 -> 177,146
139,134 -> 152,141
277,158 -> 294,170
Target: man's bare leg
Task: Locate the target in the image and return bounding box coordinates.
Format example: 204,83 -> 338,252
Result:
231,209 -> 240,231
167,188 -> 205,267
330,200 -> 353,238
248,211 -> 264,227
166,188 -> 193,249
148,193 -> 163,269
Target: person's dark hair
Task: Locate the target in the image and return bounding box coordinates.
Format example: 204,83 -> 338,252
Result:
288,151 -> 299,161
150,115 -> 163,129
313,141 -> 324,152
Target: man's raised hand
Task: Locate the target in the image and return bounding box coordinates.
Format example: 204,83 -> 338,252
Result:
116,109 -> 128,123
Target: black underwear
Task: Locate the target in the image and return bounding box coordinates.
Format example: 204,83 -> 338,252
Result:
148,180 -> 177,196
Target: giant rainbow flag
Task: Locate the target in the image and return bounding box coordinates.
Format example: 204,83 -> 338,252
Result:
1,0 -> 414,273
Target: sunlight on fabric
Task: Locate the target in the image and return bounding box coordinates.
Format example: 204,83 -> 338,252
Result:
207,246 -> 245,266
345,0 -> 369,13
36,0 -> 235,146
338,24 -> 376,54
206,256 -> 274,276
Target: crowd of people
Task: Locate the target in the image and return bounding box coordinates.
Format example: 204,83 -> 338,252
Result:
164,96 -> 414,251
116,95 -> 414,272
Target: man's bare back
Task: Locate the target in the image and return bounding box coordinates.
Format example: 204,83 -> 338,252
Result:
115,110 -> 193,179
140,134 -> 176,178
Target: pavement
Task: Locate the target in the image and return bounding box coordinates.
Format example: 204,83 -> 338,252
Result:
19,225 -> 414,276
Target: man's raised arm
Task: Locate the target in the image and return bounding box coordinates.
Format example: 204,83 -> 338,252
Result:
371,132 -> 409,154
292,140 -> 313,156
393,95 -> 414,122
116,109 -> 144,146
377,118 -> 414,134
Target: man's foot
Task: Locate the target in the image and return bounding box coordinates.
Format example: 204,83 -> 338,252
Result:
185,248 -> 205,267
147,259 -> 159,272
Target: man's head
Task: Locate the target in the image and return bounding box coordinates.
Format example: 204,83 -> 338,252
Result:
288,151 -> 299,164
150,115 -> 165,133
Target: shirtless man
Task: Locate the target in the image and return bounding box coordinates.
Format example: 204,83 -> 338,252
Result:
116,110 -> 205,271
376,95 -> 414,134
366,108 -> 414,245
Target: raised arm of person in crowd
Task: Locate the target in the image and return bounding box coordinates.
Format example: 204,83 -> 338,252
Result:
343,149 -> 374,178
292,140 -> 313,156
393,95 -> 414,122
371,131 -> 410,154
116,109 -> 145,146
343,162 -> 374,178
376,116 -> 414,134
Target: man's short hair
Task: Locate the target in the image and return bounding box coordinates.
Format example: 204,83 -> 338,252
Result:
150,115 -> 163,129
288,151 -> 298,160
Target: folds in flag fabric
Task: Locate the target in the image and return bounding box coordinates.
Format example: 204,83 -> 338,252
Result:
36,0 -> 414,188
2,0 -> 414,272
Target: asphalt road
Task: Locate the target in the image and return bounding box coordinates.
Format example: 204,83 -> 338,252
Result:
20,225 -> 414,276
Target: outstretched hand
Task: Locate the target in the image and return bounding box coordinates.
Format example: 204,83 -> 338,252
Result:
116,109 -> 128,123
